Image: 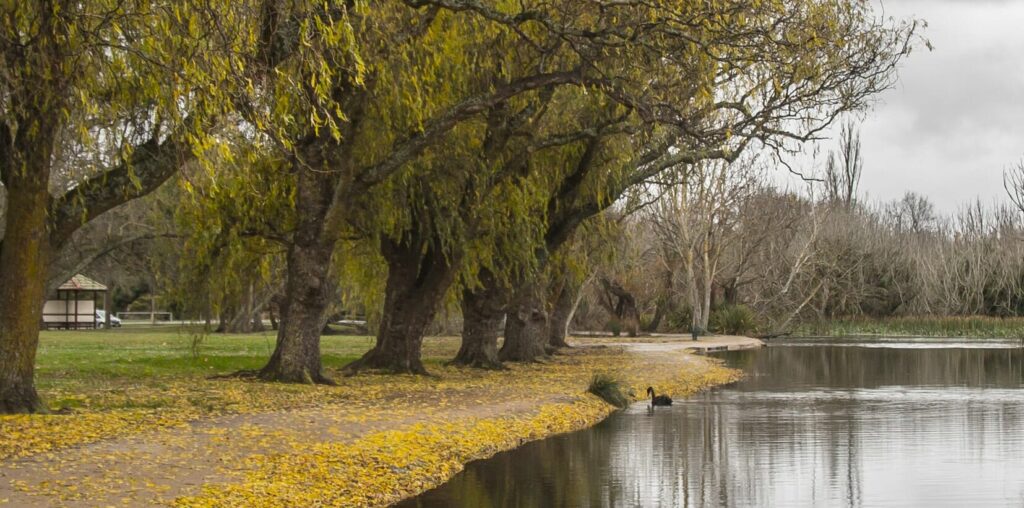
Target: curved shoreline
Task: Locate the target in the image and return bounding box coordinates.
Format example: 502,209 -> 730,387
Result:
179,342 -> 744,507
1,338 -> 745,507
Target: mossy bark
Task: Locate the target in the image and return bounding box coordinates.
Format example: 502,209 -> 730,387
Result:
259,167 -> 336,384
499,282 -> 549,362
0,184 -> 50,413
451,269 -> 507,369
0,114 -> 57,414
344,235 -> 459,375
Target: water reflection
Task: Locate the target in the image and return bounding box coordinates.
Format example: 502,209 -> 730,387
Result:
400,345 -> 1024,507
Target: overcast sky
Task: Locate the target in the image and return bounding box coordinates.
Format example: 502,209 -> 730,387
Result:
776,0 -> 1024,213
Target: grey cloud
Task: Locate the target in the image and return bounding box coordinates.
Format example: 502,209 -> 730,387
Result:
781,0 -> 1024,212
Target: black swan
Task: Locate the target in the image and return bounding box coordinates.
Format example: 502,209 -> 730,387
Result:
647,386 -> 673,406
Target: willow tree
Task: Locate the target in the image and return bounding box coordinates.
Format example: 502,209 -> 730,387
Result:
345,88 -> 631,373
243,2 -> 575,382
340,118 -> 533,373
0,0 -> 244,413
345,0 -> 732,373
390,0 -> 788,368
172,141 -> 292,333
339,6 -> 614,373
251,0 -> 697,381
456,0 -> 923,363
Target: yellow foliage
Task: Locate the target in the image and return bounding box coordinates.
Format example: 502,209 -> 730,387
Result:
174,349 -> 739,507
2,343 -> 739,506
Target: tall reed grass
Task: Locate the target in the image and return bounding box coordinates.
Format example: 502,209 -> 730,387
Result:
793,315 -> 1024,338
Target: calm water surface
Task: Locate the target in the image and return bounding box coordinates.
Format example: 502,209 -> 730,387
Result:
399,341 -> 1024,507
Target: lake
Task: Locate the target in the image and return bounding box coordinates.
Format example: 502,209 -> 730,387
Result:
399,340 -> 1024,507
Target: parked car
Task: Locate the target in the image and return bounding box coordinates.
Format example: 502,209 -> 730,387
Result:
95,310 -> 122,328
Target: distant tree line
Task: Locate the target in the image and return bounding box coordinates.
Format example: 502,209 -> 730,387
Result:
576,128 -> 1024,336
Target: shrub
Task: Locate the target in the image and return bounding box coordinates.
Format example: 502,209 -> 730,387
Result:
663,306 -> 693,332
587,373 -> 629,408
187,329 -> 208,359
607,318 -> 622,337
710,304 -> 757,335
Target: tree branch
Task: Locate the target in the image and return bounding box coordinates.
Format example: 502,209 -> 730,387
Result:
48,131 -> 194,248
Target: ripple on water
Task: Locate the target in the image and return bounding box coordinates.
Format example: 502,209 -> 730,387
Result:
401,345 -> 1024,508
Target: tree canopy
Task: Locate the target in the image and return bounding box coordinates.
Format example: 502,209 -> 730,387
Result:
0,0 -> 920,412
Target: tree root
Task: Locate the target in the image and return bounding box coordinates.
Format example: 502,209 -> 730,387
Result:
342,352 -> 431,377
210,368 -> 337,386
0,390 -> 47,414
446,357 -> 507,370
208,369 -> 260,380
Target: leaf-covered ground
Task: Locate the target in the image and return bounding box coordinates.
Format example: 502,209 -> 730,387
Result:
0,328 -> 740,506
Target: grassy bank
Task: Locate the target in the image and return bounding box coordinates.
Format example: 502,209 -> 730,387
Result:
2,328 -> 740,506
792,316 -> 1024,338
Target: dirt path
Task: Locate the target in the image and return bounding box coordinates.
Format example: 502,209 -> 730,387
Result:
0,394 -> 578,507
583,333 -> 765,352
0,344 -> 720,507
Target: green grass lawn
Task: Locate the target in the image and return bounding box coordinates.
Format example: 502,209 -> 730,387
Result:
39,326 -> 359,381
28,326 -> 471,414
34,326 -> 463,396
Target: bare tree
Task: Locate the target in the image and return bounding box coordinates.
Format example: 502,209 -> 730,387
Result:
824,122 -> 864,207
649,159 -> 760,332
1004,160 -> 1024,215
886,192 -> 937,234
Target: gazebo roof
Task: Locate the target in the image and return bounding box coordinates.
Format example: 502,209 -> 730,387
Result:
59,274 -> 107,292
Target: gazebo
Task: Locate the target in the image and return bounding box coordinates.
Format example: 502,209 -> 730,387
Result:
41,274 -> 108,330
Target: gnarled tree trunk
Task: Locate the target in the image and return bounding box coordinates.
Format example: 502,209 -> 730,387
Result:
600,277 -> 641,337
259,167 -> 336,384
499,280 -> 549,362
547,277 -> 578,349
345,234 -> 459,375
451,269 -> 507,369
646,297 -> 668,333
259,239 -> 335,383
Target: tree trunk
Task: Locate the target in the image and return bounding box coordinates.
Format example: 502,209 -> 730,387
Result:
149,289 -> 156,325
0,150 -> 54,414
600,277 -> 641,337
259,237 -> 334,383
646,297 -> 668,333
547,277 -> 578,349
258,167 -> 337,384
451,269 -> 507,369
268,309 -> 278,330
103,285 -> 112,328
0,91 -> 61,412
499,281 -> 549,362
221,305 -> 249,333
701,271 -> 713,331
564,274 -> 591,338
268,293 -> 280,331
344,235 -> 459,375
220,282 -> 266,333
223,311 -> 260,333
204,295 -> 212,331
619,295 -> 640,337
723,279 -> 739,306
214,305 -> 232,333
645,270 -> 675,332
